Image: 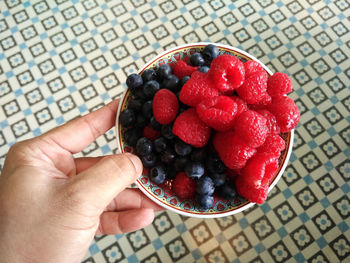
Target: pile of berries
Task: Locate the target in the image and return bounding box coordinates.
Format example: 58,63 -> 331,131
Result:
119,44 -> 300,209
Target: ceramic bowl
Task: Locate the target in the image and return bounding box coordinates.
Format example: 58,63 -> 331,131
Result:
116,42 -> 294,218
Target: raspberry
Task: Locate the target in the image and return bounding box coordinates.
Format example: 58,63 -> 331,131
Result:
268,96 -> 300,133
179,71 -> 219,107
230,96 -> 248,116
258,134 -> 285,156
236,70 -> 268,104
236,153 -> 279,204
172,172 -> 196,199
142,125 -> 161,141
209,54 -> 245,92
244,60 -> 265,77
196,95 -> 238,131
256,109 -> 280,134
234,110 -> 269,148
173,60 -> 199,79
153,89 -> 179,124
172,108 -> 211,147
267,72 -> 293,97
213,131 -> 257,169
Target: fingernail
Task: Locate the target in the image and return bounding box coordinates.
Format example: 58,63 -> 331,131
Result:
125,153 -> 142,175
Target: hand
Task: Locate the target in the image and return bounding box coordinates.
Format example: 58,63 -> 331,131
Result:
0,100 -> 162,263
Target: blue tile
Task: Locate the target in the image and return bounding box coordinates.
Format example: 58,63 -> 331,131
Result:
320,197 -> 330,208
111,64 -> 120,71
121,35 -> 129,42
330,95 -> 339,104
198,0 -> 205,3
27,60 -> 35,68
338,221 -> 349,232
89,243 -> 100,255
5,71 -> 13,78
296,88 -> 305,96
15,89 -> 23,97
152,43 -> 160,50
56,116 -> 65,125
316,236 -> 327,249
215,233 -> 226,243
210,13 -> 217,19
304,32 -> 311,39
58,67 -> 66,74
173,31 -> 180,39
127,254 -> 138,263
101,93 -> 110,101
222,29 -> 230,36
324,161 -> 334,171
228,3 -> 236,10
3,10 -> 10,17
318,49 -> 326,56
299,212 -> 310,223
90,74 -> 98,82
294,253 -> 305,263
115,234 -> 123,240
46,96 -> 54,105
70,39 -> 78,46
327,127 -> 336,137
152,238 -> 163,250
261,203 -> 271,213
149,0 -> 157,7
277,226 -> 288,238
276,1 -> 283,7
68,85 -> 77,92
36,78 -> 45,85
101,3 -> 108,10
307,7 -> 314,13
321,22 -> 328,29
233,259 -> 241,263
0,53 -> 5,60
19,43 -> 27,50
241,19 -> 248,26
286,42 -> 294,49
289,16 -> 297,23
283,188 -> 292,199
336,39 -> 343,46
290,152 -> 297,162
333,66 -> 341,74
341,183 -> 350,194
299,59 -> 308,67
176,223 -> 187,234
180,6 -> 187,13
49,49 -> 57,56
101,145 -> 111,154
344,148 -> 350,158
10,26 -> 18,33
23,1 -> 30,7
40,32 -> 48,40
81,12 -> 88,20
61,22 -> 69,30
254,243 -> 265,253
303,174 -> 314,185
160,16 -> 168,23
33,128 -> 42,136
258,10 -> 266,16
101,45 -> 109,53
111,19 -> 118,26
254,35 -> 262,42
141,25 -> 149,32
192,22 -> 199,29
0,120 -> 9,129
90,29 -> 98,36
31,17 -> 39,23
52,7 -> 59,14
8,141 -> 15,146
314,76 -> 323,84
311,107 -> 320,116
307,140 -> 318,149
267,53 -> 275,60
239,218 -> 249,229
272,26 -> 279,32
323,0 -> 331,3
192,248 -> 202,260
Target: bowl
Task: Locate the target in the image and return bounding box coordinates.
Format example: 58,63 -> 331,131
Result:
116,42 -> 294,218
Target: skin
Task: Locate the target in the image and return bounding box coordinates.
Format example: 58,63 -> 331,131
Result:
0,100 -> 163,263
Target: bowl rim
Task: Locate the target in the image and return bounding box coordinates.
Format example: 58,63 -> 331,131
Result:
115,42 -> 294,218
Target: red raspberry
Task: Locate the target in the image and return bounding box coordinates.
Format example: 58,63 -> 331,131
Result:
267,72 -> 293,97
172,108 -> 211,147
153,89 -> 179,124
196,95 -> 238,131
142,125 -> 161,141
234,110 -> 269,148
236,153 -> 279,204
179,71 -> 219,107
268,96 -> 300,133
172,172 -> 196,199
230,96 -> 248,116
244,60 -> 265,77
236,70 -> 268,104
258,134 -> 285,156
173,60 -> 199,79
209,54 -> 245,92
256,109 -> 280,134
213,131 -> 257,170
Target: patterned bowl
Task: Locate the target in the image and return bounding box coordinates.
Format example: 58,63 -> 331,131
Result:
116,42 -> 294,218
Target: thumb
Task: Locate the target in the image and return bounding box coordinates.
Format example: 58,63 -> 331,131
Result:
68,153 -> 143,210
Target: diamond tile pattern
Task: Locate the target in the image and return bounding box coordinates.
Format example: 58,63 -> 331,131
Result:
0,0 -> 349,262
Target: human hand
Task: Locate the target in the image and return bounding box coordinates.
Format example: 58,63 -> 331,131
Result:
0,100 -> 162,263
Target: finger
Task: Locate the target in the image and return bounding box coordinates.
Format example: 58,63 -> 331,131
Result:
40,99 -> 119,154
106,188 -> 164,212
96,208 -> 155,235
74,156 -> 105,174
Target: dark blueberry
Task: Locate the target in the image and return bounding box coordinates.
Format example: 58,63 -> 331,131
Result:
195,194 -> 214,210
143,80 -> 160,99
179,76 -> 190,88
161,124 -> 175,140
190,52 -> 205,66
196,176 -> 215,196
132,87 -> 145,99
160,149 -> 176,164
141,153 -> 157,168
149,165 -> 166,184
150,116 -> 161,130
217,180 -> 237,200
136,137 -> 153,156
198,66 -> 210,73
142,68 -> 157,82
174,140 -> 192,156
202,44 -> 219,62
162,75 -> 179,93
174,156 -> 188,172
119,109 -> 136,127
154,137 -> 169,153
124,128 -> 142,147
166,166 -> 177,179
135,114 -> 147,128
142,100 -> 153,119
128,99 -> 144,112
185,161 -> 205,179
191,148 -> 207,162
157,64 -> 172,80
208,172 -> 226,187
126,73 -> 143,92
206,153 -> 226,174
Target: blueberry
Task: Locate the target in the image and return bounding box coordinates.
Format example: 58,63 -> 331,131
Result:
119,109 -> 136,127
132,88 -> 145,99
166,166 -> 177,179
141,153 -> 157,168
190,52 -> 205,66
185,161 -> 205,179
154,137 -> 168,153
128,99 -> 144,112
149,165 -> 166,184
135,115 -> 147,128
142,68 -> 157,82
161,124 -> 175,140
198,66 -> 210,73
217,180 -> 237,200
124,128 -> 142,147
195,194 -> 214,210
174,140 -> 192,156
136,137 -> 153,156
209,172 -> 226,187
202,44 -> 219,62
157,64 -> 172,80
206,154 -> 226,174
162,75 -> 179,93
174,156 -> 188,172
143,80 -> 160,99
196,176 -> 215,195
179,76 -> 190,88
160,149 -> 176,164
142,100 -> 153,119
150,116 -> 161,130
191,148 -> 207,162
126,73 -> 143,92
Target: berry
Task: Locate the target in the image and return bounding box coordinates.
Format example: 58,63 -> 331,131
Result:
142,125 -> 161,141
206,153 -> 226,174
153,89 -> 179,125
195,194 -> 214,210
208,172 -> 226,187
191,148 -> 207,162
136,137 -> 153,156
236,153 -> 279,204
126,73 -> 143,93
141,153 -> 157,168
143,80 -> 160,99
142,68 -> 157,82
135,115 -> 147,128
258,134 -> 285,156
196,176 -> 215,195
142,100 -> 153,119
196,95 -> 238,131
149,165 -> 167,184
162,74 -> 180,93
213,131 -> 257,169
217,180 -> 237,199
244,60 -> 265,77
236,70 -> 268,104
174,140 -> 192,156
234,110 -> 269,148
179,76 -> 190,88
150,116 -> 161,130
185,161 -> 205,179
128,99 -> 144,112
174,156 -> 188,172
172,172 -> 196,199
173,60 -> 198,79
198,66 -> 210,73
267,72 -> 292,97
179,71 -> 219,107
124,128 -> 142,147
230,96 -> 248,117
160,148 -> 176,164
161,124 -> 175,140
209,54 -> 245,92
256,109 -> 280,134
157,63 -> 172,80
268,96 -> 300,133
154,137 -> 169,153
172,108 -> 211,147
119,109 -> 136,127
190,52 -> 205,66
202,44 -> 219,62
